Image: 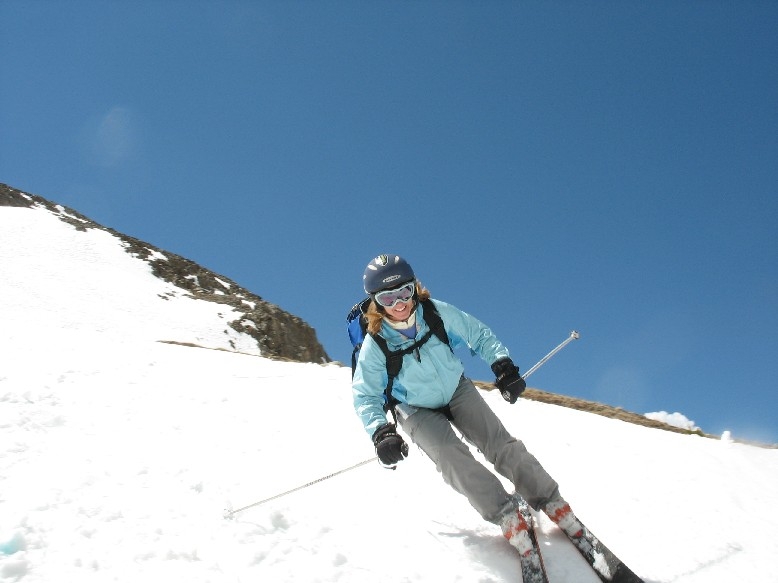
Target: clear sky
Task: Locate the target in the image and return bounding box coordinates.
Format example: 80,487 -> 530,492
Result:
2,1 -> 776,444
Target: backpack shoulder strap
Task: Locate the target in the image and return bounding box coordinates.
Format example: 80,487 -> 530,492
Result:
419,298 -> 450,349
369,332 -> 404,422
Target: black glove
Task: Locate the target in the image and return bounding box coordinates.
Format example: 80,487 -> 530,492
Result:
372,423 -> 409,467
492,357 -> 526,404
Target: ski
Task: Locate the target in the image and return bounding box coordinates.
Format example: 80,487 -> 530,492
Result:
505,498 -> 548,583
545,501 -> 643,583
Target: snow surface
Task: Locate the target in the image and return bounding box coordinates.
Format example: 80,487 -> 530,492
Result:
0,206 -> 259,355
2,204 -> 777,582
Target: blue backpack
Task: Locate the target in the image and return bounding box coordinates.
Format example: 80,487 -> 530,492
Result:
346,297 -> 450,420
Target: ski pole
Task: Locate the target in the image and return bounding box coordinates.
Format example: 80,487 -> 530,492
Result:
521,330 -> 580,380
224,457 -> 377,519
225,330 -> 580,519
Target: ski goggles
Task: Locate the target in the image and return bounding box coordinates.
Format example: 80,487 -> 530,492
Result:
373,281 -> 416,308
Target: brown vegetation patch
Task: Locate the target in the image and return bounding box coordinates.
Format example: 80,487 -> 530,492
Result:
473,381 -> 776,449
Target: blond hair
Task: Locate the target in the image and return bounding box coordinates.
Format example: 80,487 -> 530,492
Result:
365,281 -> 430,335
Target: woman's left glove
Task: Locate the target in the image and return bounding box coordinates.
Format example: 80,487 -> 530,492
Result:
492,357 -> 526,404
372,423 -> 409,467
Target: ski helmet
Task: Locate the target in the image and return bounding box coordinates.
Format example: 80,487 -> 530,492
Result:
363,254 -> 415,294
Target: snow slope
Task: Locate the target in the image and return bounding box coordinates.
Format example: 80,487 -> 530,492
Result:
1,203 -> 776,582
0,205 -> 261,355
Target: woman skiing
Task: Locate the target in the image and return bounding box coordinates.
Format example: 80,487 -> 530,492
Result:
351,254 -> 642,582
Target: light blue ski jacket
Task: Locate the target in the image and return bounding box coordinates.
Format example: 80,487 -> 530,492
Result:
352,298 -> 511,437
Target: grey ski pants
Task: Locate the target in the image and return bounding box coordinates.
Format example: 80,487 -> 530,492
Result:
397,376 -> 560,523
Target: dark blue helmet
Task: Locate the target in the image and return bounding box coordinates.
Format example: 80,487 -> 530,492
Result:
363,254 -> 415,294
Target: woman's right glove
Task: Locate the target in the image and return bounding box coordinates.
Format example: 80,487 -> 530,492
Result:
372,423 -> 409,467
492,357 -> 526,404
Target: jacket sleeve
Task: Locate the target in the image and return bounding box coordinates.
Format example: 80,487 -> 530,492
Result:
431,299 -> 511,366
351,334 -> 390,437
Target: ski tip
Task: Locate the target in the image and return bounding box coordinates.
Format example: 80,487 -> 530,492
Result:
611,562 -> 644,583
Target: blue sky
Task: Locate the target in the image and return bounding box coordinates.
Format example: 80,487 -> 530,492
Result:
2,1 -> 776,444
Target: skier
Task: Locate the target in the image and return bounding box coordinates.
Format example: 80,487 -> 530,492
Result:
351,254 -> 585,558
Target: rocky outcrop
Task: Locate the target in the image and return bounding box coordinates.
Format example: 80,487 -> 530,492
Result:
0,183 -> 329,363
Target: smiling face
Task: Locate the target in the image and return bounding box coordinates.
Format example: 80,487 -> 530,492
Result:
373,281 -> 417,322
383,295 -> 415,321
